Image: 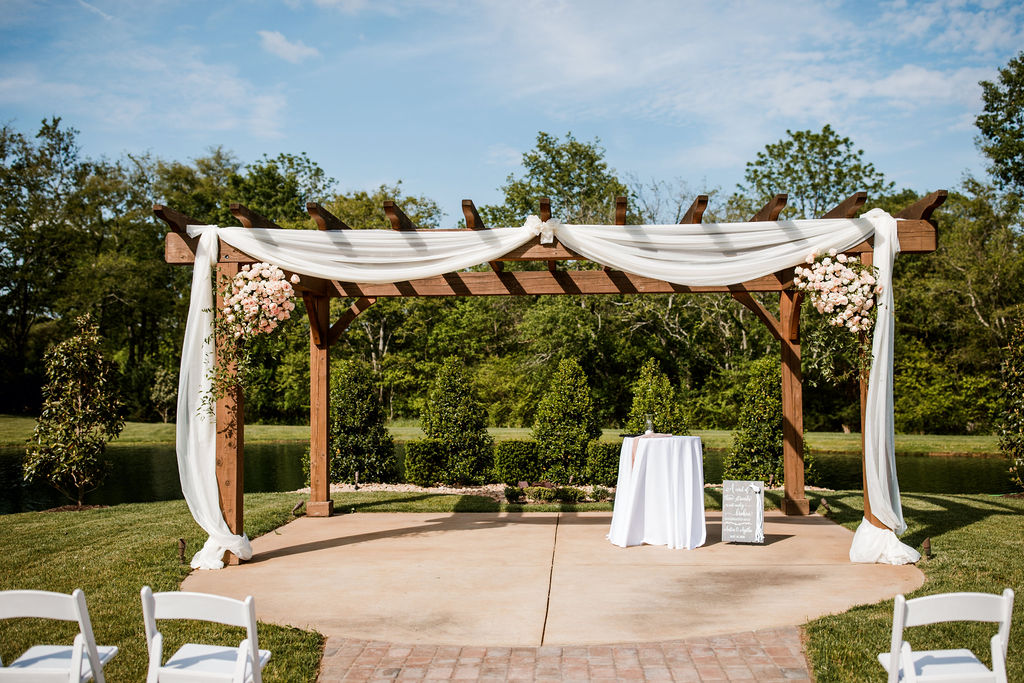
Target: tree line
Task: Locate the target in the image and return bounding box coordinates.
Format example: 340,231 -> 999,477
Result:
3,52 -> 1023,435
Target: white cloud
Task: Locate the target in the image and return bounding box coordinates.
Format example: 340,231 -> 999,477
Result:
485,143 -> 521,167
258,30 -> 320,64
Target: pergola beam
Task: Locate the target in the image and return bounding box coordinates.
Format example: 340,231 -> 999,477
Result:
463,199 -> 503,273
681,195 -> 708,224
384,200 -> 416,231
307,202 -> 351,230
230,203 -> 282,229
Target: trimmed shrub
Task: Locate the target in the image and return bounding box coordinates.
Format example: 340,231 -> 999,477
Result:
524,486 -> 557,502
585,441 -> 622,487
625,358 -> 688,435
404,439 -> 446,487
504,485 -> 525,503
421,356 -> 494,485
326,359 -> 396,484
493,440 -> 542,485
723,357 -> 815,487
1002,313 -> 1024,491
591,486 -> 611,502
554,486 -> 586,503
533,358 -> 601,484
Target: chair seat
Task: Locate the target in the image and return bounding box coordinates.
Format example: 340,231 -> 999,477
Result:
877,649 -> 997,682
158,643 -> 271,683
6,644 -> 119,682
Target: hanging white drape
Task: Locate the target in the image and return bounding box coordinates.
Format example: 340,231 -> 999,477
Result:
177,211 -> 916,568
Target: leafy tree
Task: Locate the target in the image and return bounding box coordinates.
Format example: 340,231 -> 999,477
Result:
420,356 -> 493,484
150,366 -> 177,423
737,124 -> 893,218
1000,312 -> 1024,490
482,131 -> 630,226
326,359 -> 396,483
625,358 -> 688,434
723,357 -> 785,486
24,315 -> 124,506
976,51 -> 1024,195
532,357 -> 601,483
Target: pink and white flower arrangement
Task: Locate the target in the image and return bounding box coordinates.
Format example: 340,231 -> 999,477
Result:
221,263 -> 300,338
792,249 -> 881,334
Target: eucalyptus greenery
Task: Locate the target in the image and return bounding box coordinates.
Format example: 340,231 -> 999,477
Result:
24,315 -> 125,506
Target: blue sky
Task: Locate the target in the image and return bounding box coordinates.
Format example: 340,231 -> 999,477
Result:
2,0 -> 1022,224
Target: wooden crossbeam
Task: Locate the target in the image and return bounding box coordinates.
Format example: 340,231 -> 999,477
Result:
463,199 -> 503,273
681,195 -> 708,224
153,204 -> 198,234
307,202 -> 350,230
328,297 -> 377,346
615,196 -> 627,225
822,192 -> 867,219
751,194 -> 787,221
540,197 -> 557,273
230,203 -> 281,229
383,200 -> 416,231
896,190 -> 947,221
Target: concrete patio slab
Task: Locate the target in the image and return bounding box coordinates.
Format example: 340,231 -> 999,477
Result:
182,509 -> 923,647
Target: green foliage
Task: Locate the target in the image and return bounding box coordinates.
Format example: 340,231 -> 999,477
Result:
585,441 -> 622,487
327,360 -> 396,484
737,124 -> 893,219
1001,313 -> 1024,490
723,357 -> 785,486
402,439 -> 445,487
493,440 -> 542,486
591,486 -> 612,502
503,485 -> 525,503
524,486 -> 557,502
625,358 -> 688,434
533,358 -> 601,484
482,131 -> 630,225
149,367 -> 177,423
554,486 -> 586,503
24,316 -> 125,506
976,51 -> 1024,194
421,356 -> 493,485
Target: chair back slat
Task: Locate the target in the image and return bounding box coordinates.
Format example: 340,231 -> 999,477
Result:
151,591 -> 252,628
0,590 -> 79,621
904,591 -> 1011,627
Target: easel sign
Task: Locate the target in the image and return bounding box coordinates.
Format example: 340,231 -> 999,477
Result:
722,480 -> 765,544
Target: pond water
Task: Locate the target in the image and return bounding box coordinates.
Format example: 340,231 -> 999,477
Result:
0,442 -> 1015,514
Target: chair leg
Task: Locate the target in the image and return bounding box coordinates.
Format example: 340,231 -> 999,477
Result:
147,632 -> 163,683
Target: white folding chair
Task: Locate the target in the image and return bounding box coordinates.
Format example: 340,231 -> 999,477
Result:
0,588 -> 118,682
878,588 -> 1015,683
140,586 -> 271,683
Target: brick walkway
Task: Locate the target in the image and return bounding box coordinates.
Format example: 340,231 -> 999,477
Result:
316,627 -> 811,681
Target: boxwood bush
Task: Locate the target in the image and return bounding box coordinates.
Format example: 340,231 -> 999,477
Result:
532,358 -> 601,484
585,441 -> 622,487
325,359 -> 396,483
404,439 -> 446,487
493,439 -> 542,485
421,356 -> 493,485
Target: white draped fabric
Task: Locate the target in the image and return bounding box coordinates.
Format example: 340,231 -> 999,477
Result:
177,211 -> 917,567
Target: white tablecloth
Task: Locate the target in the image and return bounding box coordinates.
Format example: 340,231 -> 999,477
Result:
607,435 -> 706,550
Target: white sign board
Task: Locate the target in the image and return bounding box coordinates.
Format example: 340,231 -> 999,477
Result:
722,480 -> 765,544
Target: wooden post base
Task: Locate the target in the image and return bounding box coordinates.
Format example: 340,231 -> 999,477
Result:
307,500 -> 334,517
781,497 -> 810,516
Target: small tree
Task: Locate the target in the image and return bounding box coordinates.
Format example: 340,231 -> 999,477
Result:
420,356 -> 493,484
1001,314 -> 1024,491
723,357 -> 784,486
533,357 -> 601,483
24,315 -> 125,507
326,359 -> 396,483
150,366 -> 178,423
625,358 -> 688,434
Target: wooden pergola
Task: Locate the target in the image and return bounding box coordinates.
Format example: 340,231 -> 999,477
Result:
157,189 -> 945,564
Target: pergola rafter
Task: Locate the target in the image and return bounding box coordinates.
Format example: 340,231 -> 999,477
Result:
156,189 -> 945,565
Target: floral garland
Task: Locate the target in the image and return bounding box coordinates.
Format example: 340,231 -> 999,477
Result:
204,262 -> 299,410
793,249 -> 881,334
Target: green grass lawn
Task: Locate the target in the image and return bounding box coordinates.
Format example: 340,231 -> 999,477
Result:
805,491 -> 1024,681
1,415 -> 1003,455
0,489 -> 1020,681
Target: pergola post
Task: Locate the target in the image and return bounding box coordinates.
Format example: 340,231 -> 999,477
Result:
305,294 -> 333,517
214,261 -> 245,564
779,290 -> 809,515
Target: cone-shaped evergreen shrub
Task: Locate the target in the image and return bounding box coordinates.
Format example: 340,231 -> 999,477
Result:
421,356 -> 493,484
625,358 -> 688,434
325,359 -> 396,483
1001,314 -> 1024,491
723,357 -> 814,487
532,357 -> 601,483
